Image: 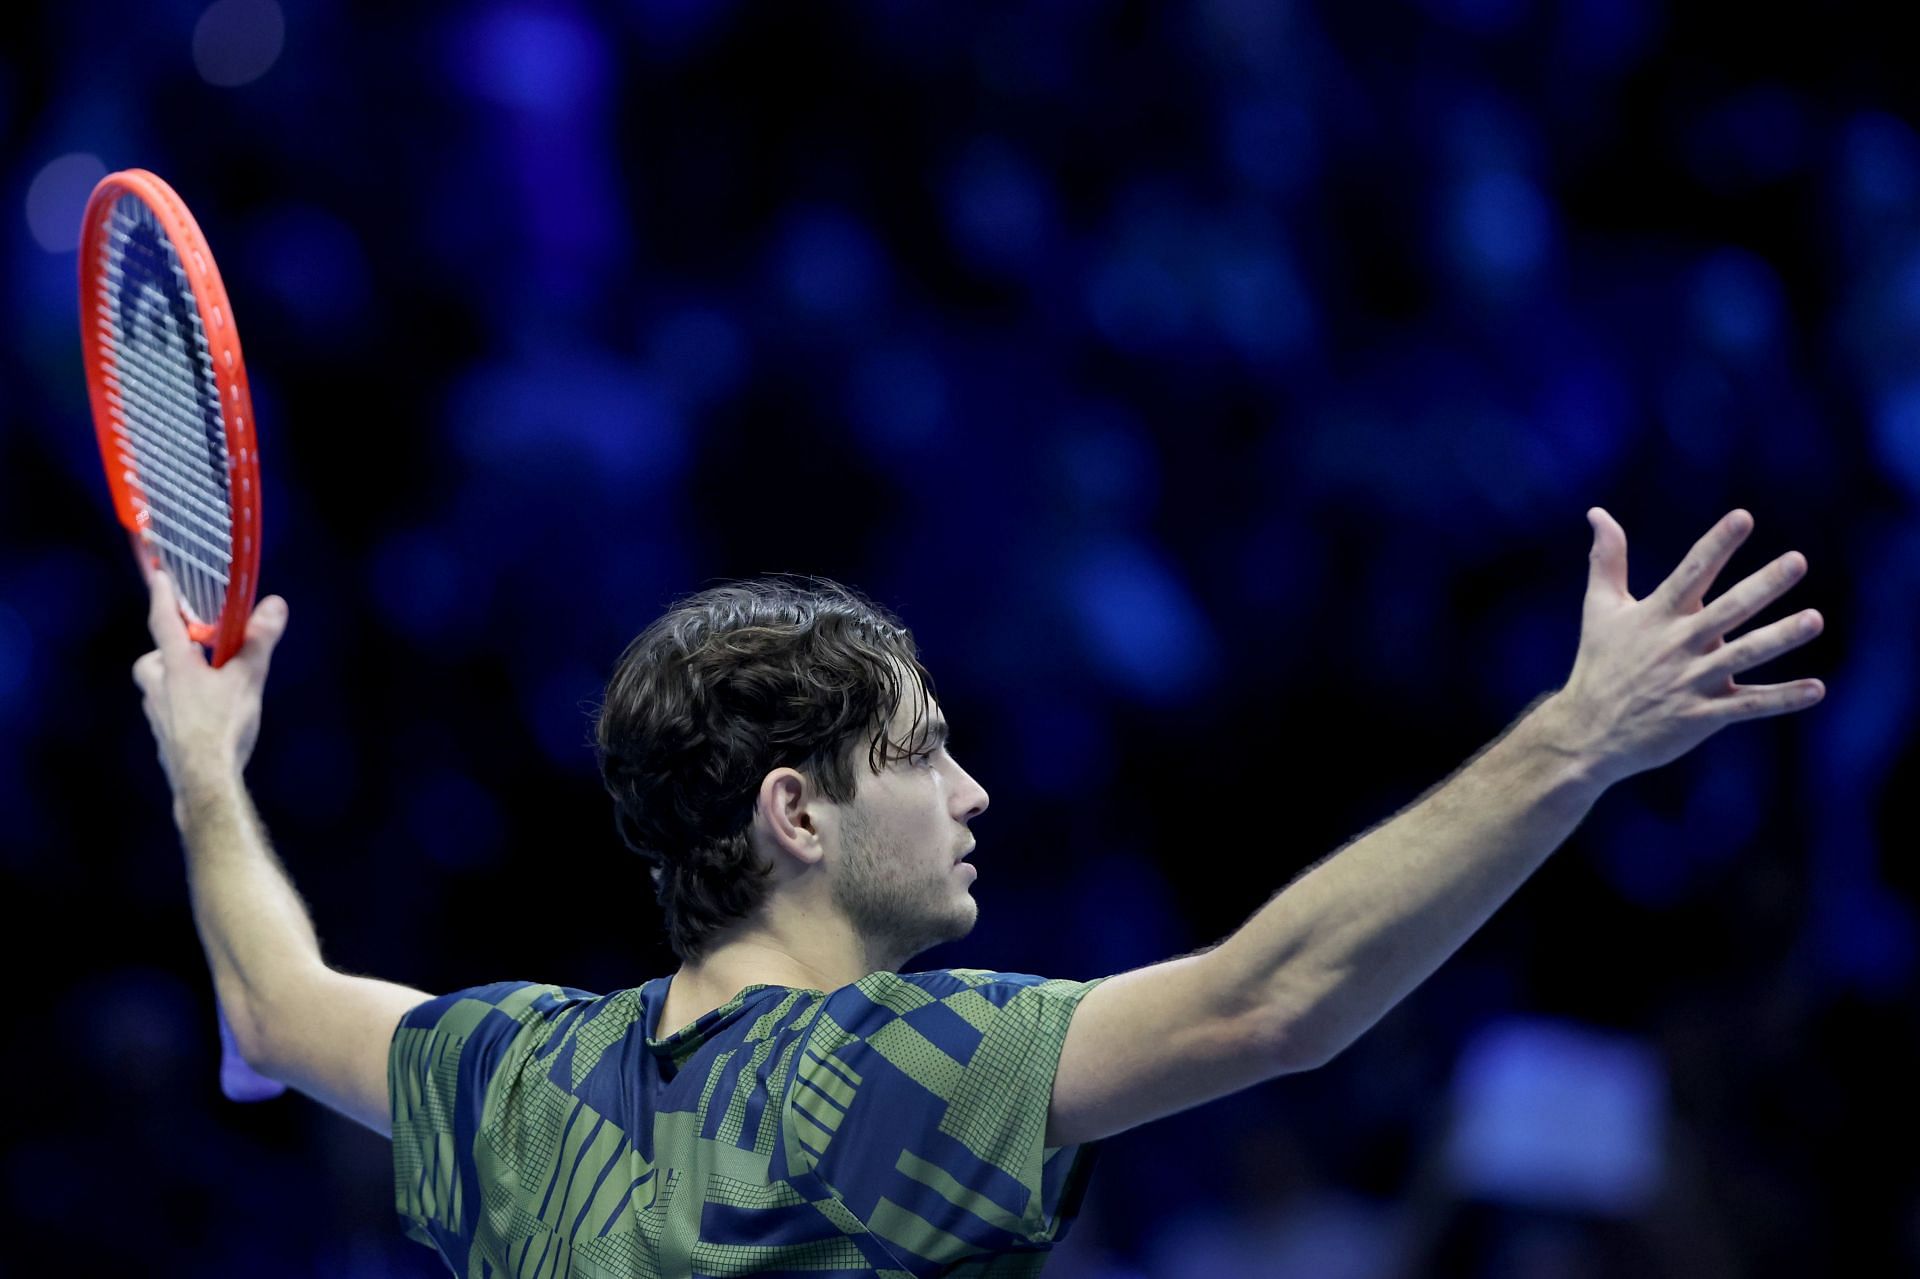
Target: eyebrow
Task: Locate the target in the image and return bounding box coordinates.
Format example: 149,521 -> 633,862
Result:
920,717 -> 949,749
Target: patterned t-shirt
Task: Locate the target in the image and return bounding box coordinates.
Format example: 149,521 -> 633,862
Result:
388,968 -> 1109,1278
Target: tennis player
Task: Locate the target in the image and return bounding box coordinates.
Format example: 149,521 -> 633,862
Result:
133,507 -> 1823,1276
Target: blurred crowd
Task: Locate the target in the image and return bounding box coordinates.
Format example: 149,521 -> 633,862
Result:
4,1 -> 1917,1273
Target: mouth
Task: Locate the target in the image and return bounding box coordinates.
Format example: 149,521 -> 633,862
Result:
955,844 -> 976,864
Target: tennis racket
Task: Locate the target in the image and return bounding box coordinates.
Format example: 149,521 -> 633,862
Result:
79,168 -> 284,1103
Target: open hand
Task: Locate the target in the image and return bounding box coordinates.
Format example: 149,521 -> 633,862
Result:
131,564 -> 290,798
1555,508 -> 1825,788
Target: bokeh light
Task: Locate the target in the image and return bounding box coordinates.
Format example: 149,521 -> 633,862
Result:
1444,1018 -> 1667,1216
191,0 -> 286,88
450,4 -> 607,116
23,151 -> 105,252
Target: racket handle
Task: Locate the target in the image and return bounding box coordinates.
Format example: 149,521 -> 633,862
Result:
216,999 -> 286,1102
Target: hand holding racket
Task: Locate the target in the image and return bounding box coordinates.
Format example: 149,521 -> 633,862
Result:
80,169 -> 287,1102
133,567 -> 288,811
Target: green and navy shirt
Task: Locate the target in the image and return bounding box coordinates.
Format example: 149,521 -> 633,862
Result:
389,969 -> 1109,1278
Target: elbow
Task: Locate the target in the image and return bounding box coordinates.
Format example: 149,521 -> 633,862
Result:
1254,1009 -> 1340,1075
1249,981 -> 1348,1074
238,1038 -> 283,1081
218,998 -> 280,1077
219,962 -> 332,1079
1209,941 -> 1345,1074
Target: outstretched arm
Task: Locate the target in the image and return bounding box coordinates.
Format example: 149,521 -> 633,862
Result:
1047,508 -> 1825,1147
1230,506 -> 1826,1064
1047,688 -> 1599,1147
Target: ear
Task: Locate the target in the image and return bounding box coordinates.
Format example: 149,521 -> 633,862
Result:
754,767 -> 825,868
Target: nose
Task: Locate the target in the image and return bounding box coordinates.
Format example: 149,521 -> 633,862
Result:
955,764 -> 989,822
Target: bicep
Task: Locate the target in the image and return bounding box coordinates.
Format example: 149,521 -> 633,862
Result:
251,965 -> 434,1139
1045,950 -> 1305,1149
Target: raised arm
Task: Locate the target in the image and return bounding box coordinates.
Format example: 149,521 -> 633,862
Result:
135,571 -> 431,1137
1047,508 -> 1825,1148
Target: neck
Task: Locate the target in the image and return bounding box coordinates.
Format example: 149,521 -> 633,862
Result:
671,931 -> 897,1004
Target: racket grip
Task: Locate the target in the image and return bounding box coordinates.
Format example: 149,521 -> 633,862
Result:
216,999 -> 286,1102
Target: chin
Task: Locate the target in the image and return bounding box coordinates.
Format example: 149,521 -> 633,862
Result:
913,903 -> 978,958
944,899 -> 979,941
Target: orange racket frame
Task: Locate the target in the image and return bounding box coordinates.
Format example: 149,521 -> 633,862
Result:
79,168 -> 262,668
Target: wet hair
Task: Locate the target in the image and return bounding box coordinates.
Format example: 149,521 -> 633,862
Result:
592,575 -> 938,963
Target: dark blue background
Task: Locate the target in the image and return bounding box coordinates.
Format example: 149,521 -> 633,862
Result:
4,1 -> 1916,1273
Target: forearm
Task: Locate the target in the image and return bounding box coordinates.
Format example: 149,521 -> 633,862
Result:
172,767 -> 326,1058
1216,690 -> 1609,1069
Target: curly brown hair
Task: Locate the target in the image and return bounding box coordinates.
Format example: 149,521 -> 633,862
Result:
592,575 -> 940,963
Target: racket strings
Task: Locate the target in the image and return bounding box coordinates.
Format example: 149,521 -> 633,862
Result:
97,195 -> 234,628
99,346 -> 233,521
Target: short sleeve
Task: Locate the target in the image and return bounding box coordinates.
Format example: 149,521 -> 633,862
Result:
781,969 -> 1109,1274
387,980 -> 598,1263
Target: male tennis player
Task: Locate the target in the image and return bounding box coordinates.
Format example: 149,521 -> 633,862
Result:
134,507 -> 1823,1276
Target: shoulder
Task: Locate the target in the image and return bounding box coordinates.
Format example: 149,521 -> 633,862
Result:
845,967 -> 1089,998
811,969 -> 1105,1044
397,980 -> 608,1042
852,967 -> 1105,1003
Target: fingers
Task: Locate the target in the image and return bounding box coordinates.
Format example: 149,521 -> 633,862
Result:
1693,549 -> 1809,643
1695,606 -> 1823,684
1701,678 -> 1826,723
1585,508 -> 1630,602
238,596 -> 290,665
145,568 -> 204,668
251,595 -> 289,631
1652,509 -> 1753,614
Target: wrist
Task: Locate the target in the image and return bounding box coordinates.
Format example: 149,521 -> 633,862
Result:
1520,692 -> 1618,795
172,760 -> 244,822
